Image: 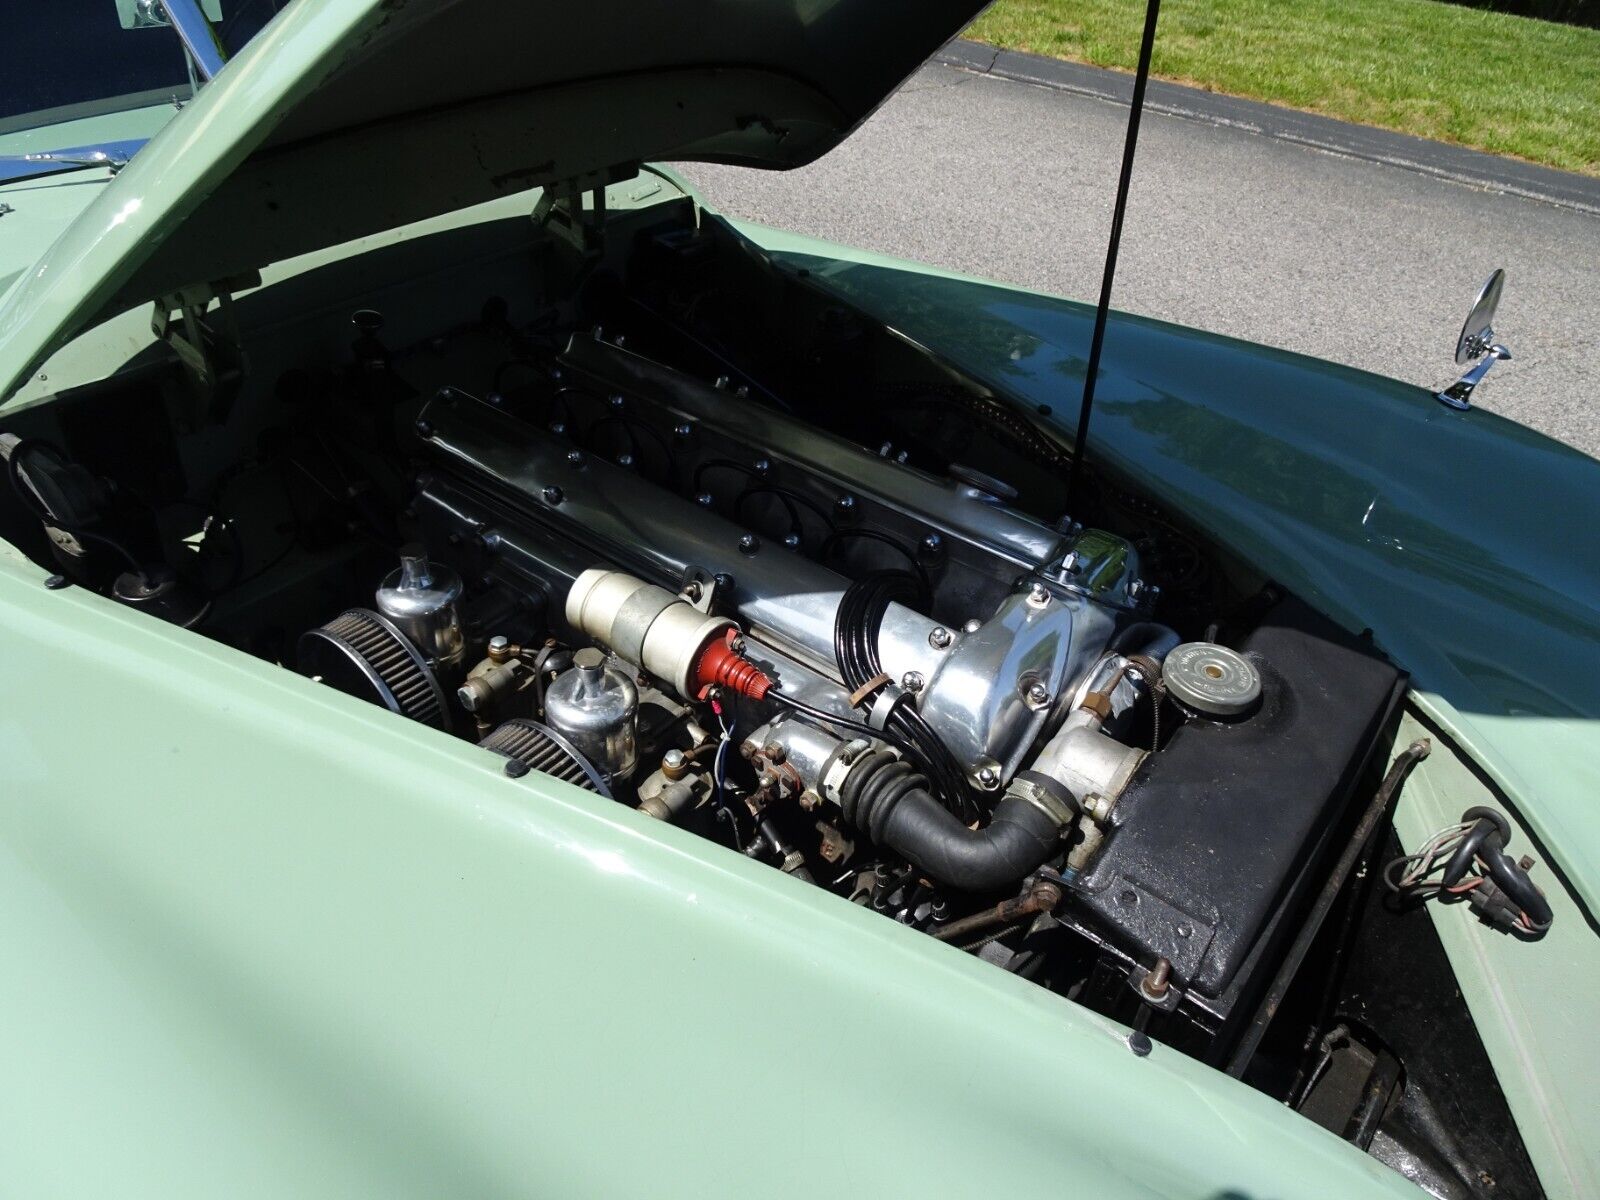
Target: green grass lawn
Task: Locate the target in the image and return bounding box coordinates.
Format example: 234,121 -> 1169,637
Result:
968,0 -> 1600,175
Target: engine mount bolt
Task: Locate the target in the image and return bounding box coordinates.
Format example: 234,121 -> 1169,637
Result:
929,627 -> 953,649
738,534 -> 760,556
901,670 -> 925,694
783,532 -> 801,550
674,423 -> 693,439
696,492 -> 715,507
542,484 -> 564,506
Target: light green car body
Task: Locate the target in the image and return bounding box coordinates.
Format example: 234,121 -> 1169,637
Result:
1,3 -> 1596,1196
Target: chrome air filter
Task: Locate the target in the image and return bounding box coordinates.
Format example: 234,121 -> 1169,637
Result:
1162,642 -> 1262,718
479,719 -> 612,797
297,608 -> 449,729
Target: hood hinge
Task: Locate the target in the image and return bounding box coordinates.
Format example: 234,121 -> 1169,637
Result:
150,270 -> 258,426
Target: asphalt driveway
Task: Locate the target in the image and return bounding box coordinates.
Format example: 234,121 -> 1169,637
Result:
682,60 -> 1600,458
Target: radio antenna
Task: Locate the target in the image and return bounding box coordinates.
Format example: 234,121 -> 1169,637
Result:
1067,0 -> 1162,515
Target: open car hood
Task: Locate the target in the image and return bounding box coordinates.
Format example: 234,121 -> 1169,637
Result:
0,0 -> 985,405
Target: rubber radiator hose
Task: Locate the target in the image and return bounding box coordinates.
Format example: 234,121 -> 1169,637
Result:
839,751 -> 1073,892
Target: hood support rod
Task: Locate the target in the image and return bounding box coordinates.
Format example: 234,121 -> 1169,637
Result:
1067,0 -> 1162,515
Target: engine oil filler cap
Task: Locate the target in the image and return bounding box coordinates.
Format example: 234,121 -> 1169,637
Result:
1163,642 -> 1261,718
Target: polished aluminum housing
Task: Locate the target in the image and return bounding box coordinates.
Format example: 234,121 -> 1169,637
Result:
918,584 -> 1117,786
418,390 -> 951,683
559,334 -> 1064,574
375,547 -> 464,669
418,386 -> 1144,788
544,650 -> 640,780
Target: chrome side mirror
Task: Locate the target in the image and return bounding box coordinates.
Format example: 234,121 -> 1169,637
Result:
1437,268 -> 1511,411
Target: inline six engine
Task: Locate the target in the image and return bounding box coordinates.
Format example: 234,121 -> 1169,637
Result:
289,328 -> 1407,1051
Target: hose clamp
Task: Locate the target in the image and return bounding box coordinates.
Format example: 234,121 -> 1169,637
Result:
820,738 -> 873,806
1009,770 -> 1080,830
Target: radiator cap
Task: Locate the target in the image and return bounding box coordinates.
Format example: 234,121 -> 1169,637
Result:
1163,642 -> 1261,718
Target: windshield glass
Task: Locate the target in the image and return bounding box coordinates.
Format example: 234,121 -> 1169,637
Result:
2,0 -> 289,133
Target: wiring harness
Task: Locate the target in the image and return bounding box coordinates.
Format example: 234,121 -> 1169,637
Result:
833,571 -> 977,822
1385,806 -> 1553,938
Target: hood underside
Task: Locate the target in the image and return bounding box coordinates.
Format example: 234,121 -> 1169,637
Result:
0,0 -> 985,402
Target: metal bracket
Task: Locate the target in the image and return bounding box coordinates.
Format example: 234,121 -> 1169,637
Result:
678,565 -> 728,614
120,0 -> 228,84
150,272 -> 257,425
1436,343 -> 1511,411
532,167 -> 636,257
